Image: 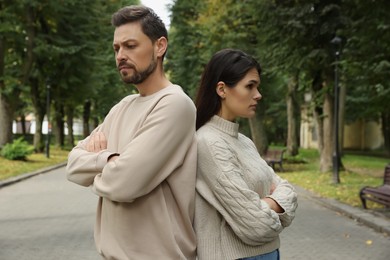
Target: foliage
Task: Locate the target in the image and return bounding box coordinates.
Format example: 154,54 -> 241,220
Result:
0,137 -> 34,160
166,0 -> 207,97
0,0 -> 138,148
0,146 -> 68,180
342,0 -> 390,122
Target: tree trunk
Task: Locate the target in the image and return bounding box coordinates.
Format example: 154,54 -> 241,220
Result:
20,114 -> 26,134
66,106 -> 75,147
33,112 -> 45,152
0,32 -> 14,147
0,93 -> 14,147
382,111 -> 390,155
30,77 -> 46,152
248,105 -> 268,156
53,101 -> 64,147
286,73 -> 300,156
339,80 -> 347,156
83,99 -> 91,137
320,92 -> 333,172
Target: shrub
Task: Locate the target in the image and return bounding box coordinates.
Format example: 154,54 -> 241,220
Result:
1,137 -> 34,160
284,154 -> 308,164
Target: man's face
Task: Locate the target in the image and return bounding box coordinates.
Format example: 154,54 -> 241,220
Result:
113,22 -> 157,84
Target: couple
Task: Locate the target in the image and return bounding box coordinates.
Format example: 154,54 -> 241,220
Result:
66,5 -> 297,260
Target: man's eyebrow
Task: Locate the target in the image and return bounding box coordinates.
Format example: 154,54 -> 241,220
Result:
113,38 -> 137,44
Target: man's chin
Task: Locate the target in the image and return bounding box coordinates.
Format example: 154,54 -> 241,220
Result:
121,76 -> 143,85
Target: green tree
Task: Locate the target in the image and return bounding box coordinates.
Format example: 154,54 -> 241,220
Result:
166,0 -> 206,97
0,1 -> 34,147
342,0 -> 390,154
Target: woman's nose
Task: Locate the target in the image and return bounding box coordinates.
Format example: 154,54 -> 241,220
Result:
254,89 -> 262,100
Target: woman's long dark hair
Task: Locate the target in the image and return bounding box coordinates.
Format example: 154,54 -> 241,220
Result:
194,49 -> 262,130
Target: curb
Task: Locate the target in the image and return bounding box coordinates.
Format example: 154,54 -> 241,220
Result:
295,185 -> 390,235
0,162 -> 67,189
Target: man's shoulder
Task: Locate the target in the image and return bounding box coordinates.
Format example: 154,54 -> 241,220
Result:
157,85 -> 195,109
160,84 -> 191,99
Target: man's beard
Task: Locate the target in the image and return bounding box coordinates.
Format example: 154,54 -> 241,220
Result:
119,56 -> 157,85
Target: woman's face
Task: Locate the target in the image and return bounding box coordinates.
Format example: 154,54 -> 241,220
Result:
218,68 -> 262,121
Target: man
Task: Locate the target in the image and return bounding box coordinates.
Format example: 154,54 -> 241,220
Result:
66,5 -> 197,260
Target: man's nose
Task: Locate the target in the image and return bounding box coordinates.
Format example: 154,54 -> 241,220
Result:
116,48 -> 126,62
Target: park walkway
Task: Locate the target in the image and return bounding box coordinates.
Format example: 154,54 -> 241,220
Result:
0,166 -> 390,259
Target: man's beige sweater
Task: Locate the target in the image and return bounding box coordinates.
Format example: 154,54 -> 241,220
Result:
195,116 -> 298,260
67,85 -> 197,260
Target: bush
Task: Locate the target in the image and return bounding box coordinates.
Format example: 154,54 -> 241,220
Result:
1,137 -> 34,160
284,154 -> 308,164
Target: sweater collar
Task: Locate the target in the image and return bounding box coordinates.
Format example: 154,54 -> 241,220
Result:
209,115 -> 239,138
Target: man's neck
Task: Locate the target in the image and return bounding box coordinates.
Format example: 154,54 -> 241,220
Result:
135,70 -> 171,96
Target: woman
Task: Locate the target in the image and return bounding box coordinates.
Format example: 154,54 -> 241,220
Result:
194,49 -> 298,260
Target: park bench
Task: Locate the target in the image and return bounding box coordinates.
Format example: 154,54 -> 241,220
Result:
264,149 -> 286,172
359,164 -> 390,209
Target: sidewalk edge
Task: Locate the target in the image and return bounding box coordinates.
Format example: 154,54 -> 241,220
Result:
295,185 -> 390,236
0,162 -> 67,189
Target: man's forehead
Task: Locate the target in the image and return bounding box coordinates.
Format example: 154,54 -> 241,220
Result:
113,23 -> 145,42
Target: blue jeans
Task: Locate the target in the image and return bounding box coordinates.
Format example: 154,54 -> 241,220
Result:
239,249 -> 280,260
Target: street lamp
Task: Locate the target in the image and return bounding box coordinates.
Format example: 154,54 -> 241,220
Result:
331,36 -> 342,184
45,80 -> 51,158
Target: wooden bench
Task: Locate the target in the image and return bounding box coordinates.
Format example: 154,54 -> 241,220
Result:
264,149 -> 286,172
359,164 -> 390,209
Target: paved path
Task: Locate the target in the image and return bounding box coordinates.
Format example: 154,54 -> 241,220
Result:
0,167 -> 99,260
280,186 -> 390,259
0,166 -> 390,259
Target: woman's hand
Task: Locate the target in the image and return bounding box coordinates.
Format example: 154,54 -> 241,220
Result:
262,197 -> 284,213
263,183 -> 284,213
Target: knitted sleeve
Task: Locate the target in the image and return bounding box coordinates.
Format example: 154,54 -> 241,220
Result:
197,138 -> 283,246
245,138 -> 298,228
267,171 -> 298,227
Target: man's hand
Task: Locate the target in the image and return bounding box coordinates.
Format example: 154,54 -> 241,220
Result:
86,132 -> 107,153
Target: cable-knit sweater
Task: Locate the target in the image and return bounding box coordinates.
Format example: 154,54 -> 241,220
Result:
195,115 -> 298,260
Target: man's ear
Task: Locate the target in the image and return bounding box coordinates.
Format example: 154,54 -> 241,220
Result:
155,37 -> 168,58
216,81 -> 226,99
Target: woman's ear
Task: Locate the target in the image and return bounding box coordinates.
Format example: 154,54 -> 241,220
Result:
216,81 -> 226,99
155,37 -> 168,58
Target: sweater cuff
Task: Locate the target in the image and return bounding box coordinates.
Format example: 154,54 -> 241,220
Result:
96,150 -> 114,171
265,195 -> 286,215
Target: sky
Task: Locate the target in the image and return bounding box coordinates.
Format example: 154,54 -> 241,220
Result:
140,0 -> 173,28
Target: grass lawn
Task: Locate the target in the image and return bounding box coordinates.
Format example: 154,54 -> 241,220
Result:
0,147 -> 69,181
281,148 -> 390,208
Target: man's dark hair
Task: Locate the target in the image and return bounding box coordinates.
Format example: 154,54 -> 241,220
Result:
112,5 -> 168,43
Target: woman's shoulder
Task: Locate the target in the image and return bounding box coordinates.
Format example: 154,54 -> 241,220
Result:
196,125 -> 236,156
197,124 -> 223,143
